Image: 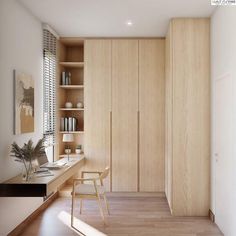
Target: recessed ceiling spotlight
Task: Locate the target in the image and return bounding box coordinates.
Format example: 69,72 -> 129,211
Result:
126,20 -> 133,26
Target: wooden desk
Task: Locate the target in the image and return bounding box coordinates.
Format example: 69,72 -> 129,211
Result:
0,155 -> 85,197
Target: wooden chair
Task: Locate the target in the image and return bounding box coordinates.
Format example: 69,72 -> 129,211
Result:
71,167 -> 110,225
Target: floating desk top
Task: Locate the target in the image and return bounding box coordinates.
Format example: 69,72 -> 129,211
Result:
0,155 -> 85,197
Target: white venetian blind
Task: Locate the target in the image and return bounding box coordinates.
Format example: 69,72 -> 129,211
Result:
43,29 -> 57,146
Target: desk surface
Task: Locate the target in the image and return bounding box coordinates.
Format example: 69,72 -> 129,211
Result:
6,155 -> 85,184
0,155 -> 85,197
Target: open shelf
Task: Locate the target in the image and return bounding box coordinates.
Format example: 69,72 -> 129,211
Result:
59,62 -> 84,68
59,131 -> 84,134
60,85 -> 84,89
59,108 -> 84,111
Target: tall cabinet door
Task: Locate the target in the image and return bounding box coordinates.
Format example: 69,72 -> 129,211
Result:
84,39 -> 111,190
112,40 -> 139,191
172,19 -> 210,216
139,39 -> 165,192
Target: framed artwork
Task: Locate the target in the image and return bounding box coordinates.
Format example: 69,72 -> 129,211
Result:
14,70 -> 34,134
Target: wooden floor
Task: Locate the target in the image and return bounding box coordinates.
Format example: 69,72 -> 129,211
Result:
20,193 -> 223,236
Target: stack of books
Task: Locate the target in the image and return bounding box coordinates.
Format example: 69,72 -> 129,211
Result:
60,117 -> 77,131
61,72 -> 71,85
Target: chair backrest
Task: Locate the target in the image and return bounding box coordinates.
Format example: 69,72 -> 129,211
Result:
100,167 -> 110,180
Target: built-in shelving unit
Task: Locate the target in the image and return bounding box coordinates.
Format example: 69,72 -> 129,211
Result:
58,37 -> 84,158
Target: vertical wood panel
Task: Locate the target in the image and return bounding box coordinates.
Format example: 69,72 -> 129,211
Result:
165,25 -> 173,209
172,19 -> 210,216
112,40 -> 138,192
139,39 -> 165,192
84,39 -> 111,190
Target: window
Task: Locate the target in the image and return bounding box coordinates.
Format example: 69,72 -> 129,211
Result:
43,29 -> 57,147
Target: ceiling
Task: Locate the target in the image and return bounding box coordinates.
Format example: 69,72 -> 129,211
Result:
20,0 -> 215,37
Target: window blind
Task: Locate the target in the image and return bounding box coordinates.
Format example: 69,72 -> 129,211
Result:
43,29 -> 57,146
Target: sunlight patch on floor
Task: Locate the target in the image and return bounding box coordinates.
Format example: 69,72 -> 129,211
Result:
58,211 -> 107,236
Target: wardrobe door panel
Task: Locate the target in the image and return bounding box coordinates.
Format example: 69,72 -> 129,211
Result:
112,40 -> 138,192
172,19 -> 210,216
84,39 -> 111,191
139,39 -> 165,192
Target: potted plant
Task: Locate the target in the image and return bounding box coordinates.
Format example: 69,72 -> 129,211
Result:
75,144 -> 82,154
11,138 -> 45,181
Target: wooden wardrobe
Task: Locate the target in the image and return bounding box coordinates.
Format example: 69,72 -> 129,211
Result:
165,18 -> 210,216
84,39 -> 165,192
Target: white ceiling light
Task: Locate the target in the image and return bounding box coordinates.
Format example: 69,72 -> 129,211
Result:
126,20 -> 133,26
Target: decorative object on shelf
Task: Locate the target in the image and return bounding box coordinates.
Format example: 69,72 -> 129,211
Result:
62,133 -> 74,161
76,101 -> 84,108
61,71 -> 71,85
14,70 -> 34,134
65,102 -> 73,108
65,148 -> 71,154
75,144 -> 82,154
10,138 -> 45,181
60,117 -> 77,132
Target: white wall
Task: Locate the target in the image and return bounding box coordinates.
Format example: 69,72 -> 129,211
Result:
211,6 -> 236,236
0,0 -> 44,235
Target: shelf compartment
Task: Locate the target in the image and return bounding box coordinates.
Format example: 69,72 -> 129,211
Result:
60,38 -> 84,46
59,62 -> 84,68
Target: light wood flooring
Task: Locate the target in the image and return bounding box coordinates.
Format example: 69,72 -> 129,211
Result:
20,193 -> 223,236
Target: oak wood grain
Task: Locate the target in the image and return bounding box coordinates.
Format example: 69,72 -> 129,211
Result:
111,40 -> 139,191
139,39 -> 165,192
165,18 -> 210,216
84,40 -> 112,191
19,194 -> 222,236
165,23 -> 173,211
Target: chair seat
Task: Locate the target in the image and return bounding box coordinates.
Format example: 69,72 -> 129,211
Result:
74,184 -> 105,195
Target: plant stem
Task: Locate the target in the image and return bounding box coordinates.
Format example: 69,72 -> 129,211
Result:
22,158 -> 28,181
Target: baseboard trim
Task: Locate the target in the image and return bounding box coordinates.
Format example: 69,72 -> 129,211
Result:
209,209 -> 215,222
8,192 -> 58,236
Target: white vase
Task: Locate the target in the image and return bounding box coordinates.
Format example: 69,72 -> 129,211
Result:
65,102 -> 73,108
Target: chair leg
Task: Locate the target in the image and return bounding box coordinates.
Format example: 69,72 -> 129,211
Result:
71,195 -> 75,227
103,193 -> 110,215
97,194 -> 105,221
79,199 -> 83,214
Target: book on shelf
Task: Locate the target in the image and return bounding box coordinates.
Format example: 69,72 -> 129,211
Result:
68,117 -> 73,131
60,117 -> 78,132
61,71 -> 71,85
64,117 -> 68,131
72,118 -> 76,131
